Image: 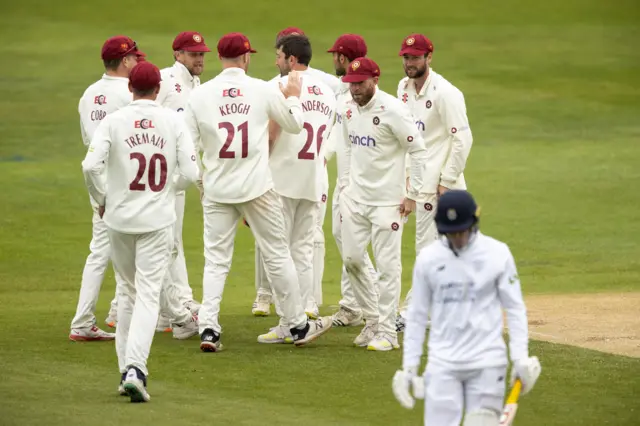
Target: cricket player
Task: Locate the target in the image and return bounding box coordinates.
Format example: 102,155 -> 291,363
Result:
184,32 -> 333,352
255,34 -> 337,344
392,190 -> 541,425
323,34 -> 378,328
251,27 -> 340,317
154,31 -> 211,333
70,35 -> 145,341
395,34 -> 474,333
82,61 -> 200,402
338,58 -> 429,351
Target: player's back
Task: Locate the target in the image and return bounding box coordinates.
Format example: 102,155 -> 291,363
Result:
270,73 -> 336,202
101,100 -> 184,233
79,75 -> 132,145
187,68 -> 277,204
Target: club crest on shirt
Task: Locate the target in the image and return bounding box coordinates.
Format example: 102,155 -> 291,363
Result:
391,222 -> 399,231
424,202 -> 433,211
372,116 -> 380,125
451,127 -> 457,134
426,100 -> 432,108
407,136 -> 414,143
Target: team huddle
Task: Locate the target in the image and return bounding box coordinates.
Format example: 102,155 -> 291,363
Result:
71,27 -> 541,425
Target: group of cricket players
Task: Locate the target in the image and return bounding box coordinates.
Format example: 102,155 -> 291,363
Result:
71,26 -> 542,424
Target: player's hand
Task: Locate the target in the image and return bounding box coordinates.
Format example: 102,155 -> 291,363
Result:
437,185 -> 448,197
98,205 -> 105,219
243,218 -> 250,228
279,70 -> 302,98
399,198 -> 416,217
392,368 -> 425,409
511,356 -> 541,395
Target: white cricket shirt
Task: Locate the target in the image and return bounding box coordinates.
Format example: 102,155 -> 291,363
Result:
338,87 -> 428,206
398,69 -> 472,192
270,72 -> 336,202
184,67 -> 305,203
270,66 -> 341,94
158,61 -> 201,113
82,99 -> 200,233
403,232 -> 529,372
78,74 -> 132,147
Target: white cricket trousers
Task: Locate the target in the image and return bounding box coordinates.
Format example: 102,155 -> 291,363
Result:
423,365 -> 507,426
400,195 -> 439,315
254,196 -> 318,312
331,188 -> 377,313
108,225 -> 173,376
340,193 -> 403,336
200,190 -> 307,333
158,192 -> 194,324
71,209 -> 119,329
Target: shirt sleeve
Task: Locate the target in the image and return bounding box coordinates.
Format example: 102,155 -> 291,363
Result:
437,89 -> 473,188
81,119 -> 111,206
173,117 -> 200,191
183,100 -> 204,182
389,105 -> 427,198
496,245 -> 529,363
338,107 -> 351,190
158,76 -> 183,112
266,84 -> 304,134
402,255 -> 432,370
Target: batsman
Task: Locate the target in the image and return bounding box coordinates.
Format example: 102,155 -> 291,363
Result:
392,190 -> 542,425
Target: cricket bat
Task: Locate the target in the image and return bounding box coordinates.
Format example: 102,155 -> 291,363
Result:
499,379 -> 522,426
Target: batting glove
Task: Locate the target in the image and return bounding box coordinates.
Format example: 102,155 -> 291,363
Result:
392,367 -> 425,409
511,356 -> 542,395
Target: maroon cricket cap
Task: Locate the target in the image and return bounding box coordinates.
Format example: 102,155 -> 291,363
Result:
101,36 -> 146,60
277,27 -> 305,40
341,57 -> 380,83
327,34 -> 367,62
399,34 -> 434,56
172,31 -> 211,52
129,61 -> 161,91
217,32 -> 257,58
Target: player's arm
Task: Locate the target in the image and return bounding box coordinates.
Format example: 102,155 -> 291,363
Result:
497,247 -> 529,363
266,76 -> 304,134
183,101 -> 205,191
81,119 -> 111,206
403,257 -> 432,371
322,113 -> 338,163
158,75 -> 182,112
337,107 -> 351,191
268,120 -> 281,155
390,106 -> 427,198
438,89 -> 472,188
174,117 -> 200,191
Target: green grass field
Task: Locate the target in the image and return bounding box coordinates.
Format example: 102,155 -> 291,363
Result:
1,0 -> 639,424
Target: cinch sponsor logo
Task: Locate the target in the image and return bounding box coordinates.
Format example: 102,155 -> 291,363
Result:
349,133 -> 376,147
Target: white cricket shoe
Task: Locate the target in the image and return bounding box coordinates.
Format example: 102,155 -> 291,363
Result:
252,294 -> 271,316
172,314 -> 199,340
155,315 -> 172,333
332,307 -> 364,327
367,333 -> 400,351
354,323 -> 378,347
184,300 -> 201,315
305,303 -> 320,320
291,316 -> 332,346
105,309 -> 117,329
257,325 -> 294,344
69,325 -> 115,341
123,367 -> 150,403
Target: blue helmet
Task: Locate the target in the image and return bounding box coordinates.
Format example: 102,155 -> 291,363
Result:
435,190 -> 480,234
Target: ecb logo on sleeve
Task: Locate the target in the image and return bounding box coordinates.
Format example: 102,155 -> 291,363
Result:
223,88 -> 243,98
93,95 -> 107,105
308,85 -> 323,95
134,119 -> 154,129
372,116 -> 380,125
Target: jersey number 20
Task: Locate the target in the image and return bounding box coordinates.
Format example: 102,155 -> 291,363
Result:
129,152 -> 167,192
298,122 -> 327,160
